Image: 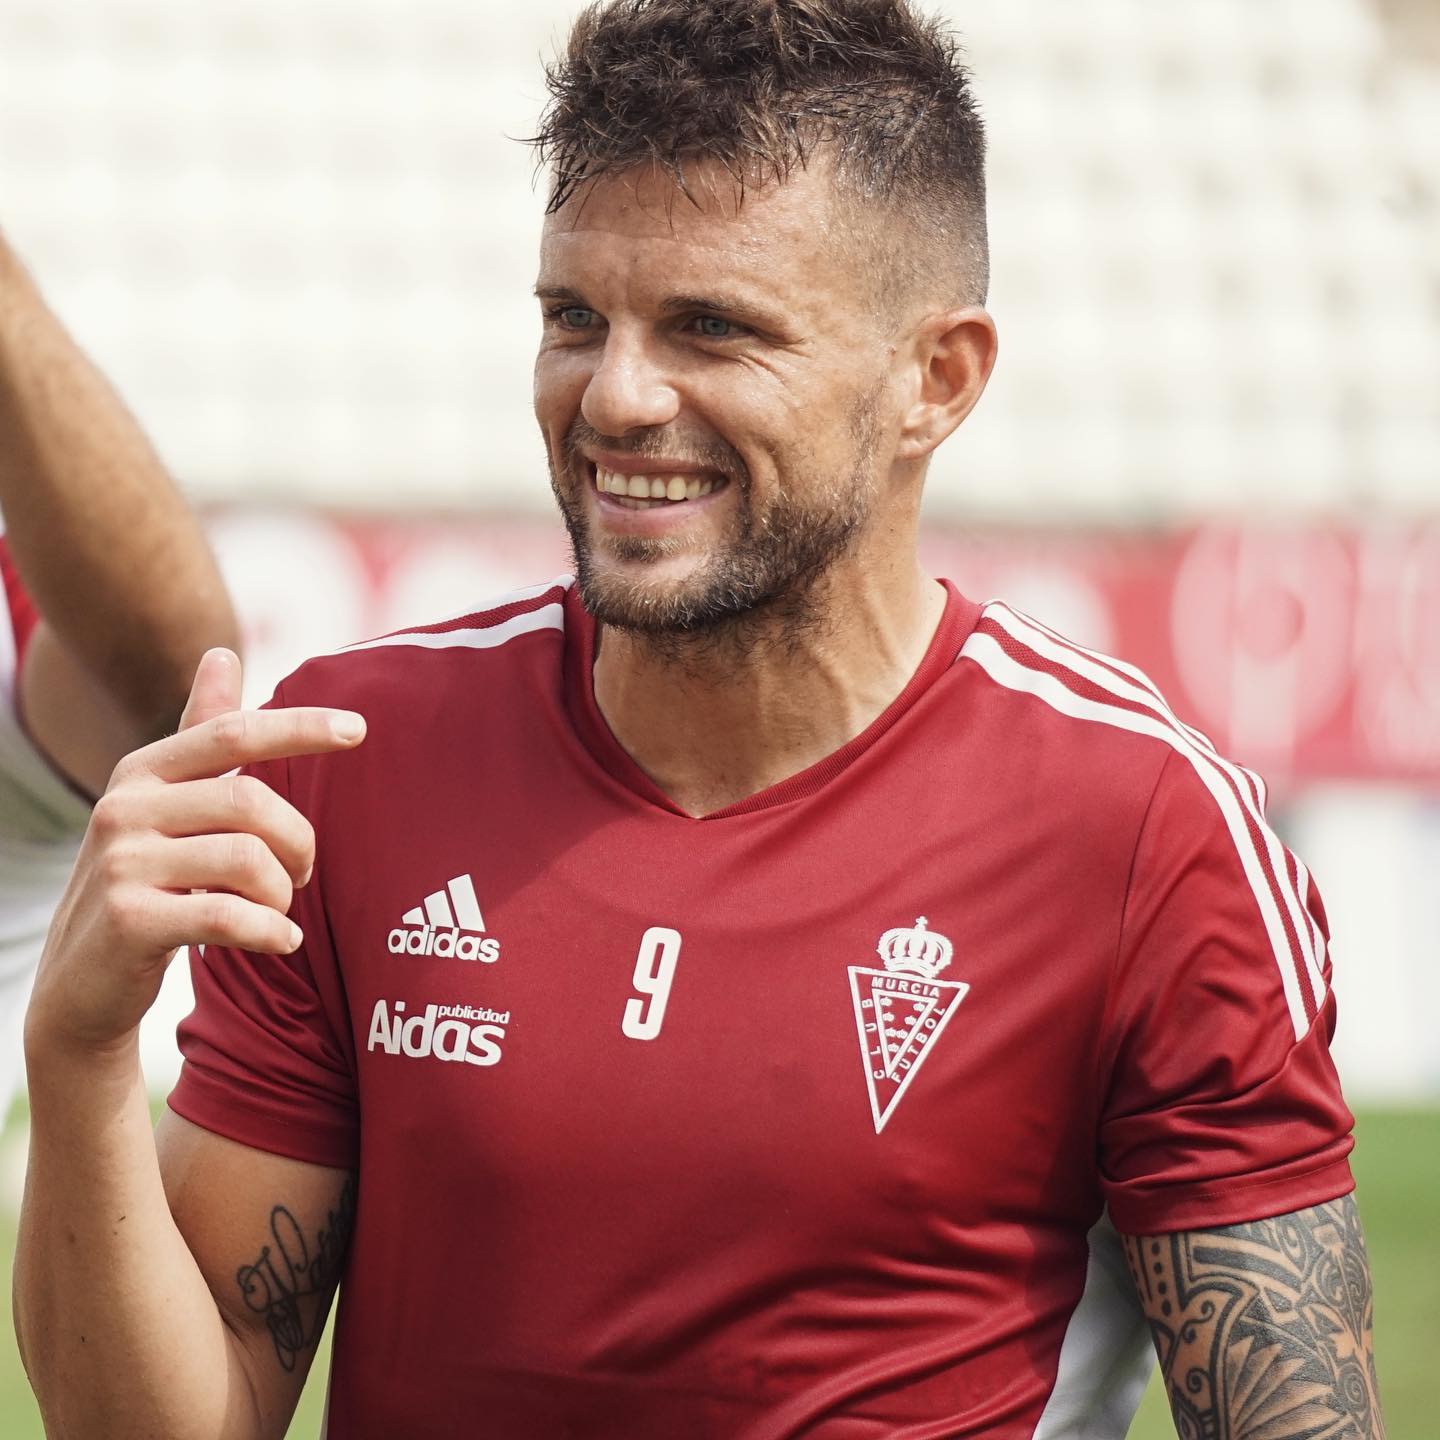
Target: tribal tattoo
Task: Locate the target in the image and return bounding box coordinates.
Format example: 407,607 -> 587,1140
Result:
235,1174 -> 358,1373
1123,1196 -> 1385,1440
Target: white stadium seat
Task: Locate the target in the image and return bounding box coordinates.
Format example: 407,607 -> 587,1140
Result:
0,0 -> 1433,520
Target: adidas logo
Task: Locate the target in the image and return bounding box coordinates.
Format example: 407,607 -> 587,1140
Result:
387,874 -> 501,962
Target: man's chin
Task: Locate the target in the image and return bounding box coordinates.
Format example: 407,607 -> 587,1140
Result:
578,567 -> 731,635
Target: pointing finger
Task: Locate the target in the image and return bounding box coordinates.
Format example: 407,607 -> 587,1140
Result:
121,706 -> 366,786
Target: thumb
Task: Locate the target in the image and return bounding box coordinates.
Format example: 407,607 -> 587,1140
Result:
178,648 -> 243,732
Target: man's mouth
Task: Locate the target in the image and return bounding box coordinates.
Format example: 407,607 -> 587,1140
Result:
591,464 -> 728,510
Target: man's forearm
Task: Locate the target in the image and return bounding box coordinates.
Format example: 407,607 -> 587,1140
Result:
1122,1197 -> 1385,1440
15,1038 -> 265,1440
0,233 -> 238,731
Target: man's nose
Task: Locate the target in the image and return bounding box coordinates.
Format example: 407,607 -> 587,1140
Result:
580,331 -> 681,436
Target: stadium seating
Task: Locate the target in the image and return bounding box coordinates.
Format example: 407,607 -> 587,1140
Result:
0,0 -> 1433,519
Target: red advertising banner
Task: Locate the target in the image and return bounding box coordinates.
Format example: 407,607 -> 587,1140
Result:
211,511 -> 1440,786
918,525 -> 1440,787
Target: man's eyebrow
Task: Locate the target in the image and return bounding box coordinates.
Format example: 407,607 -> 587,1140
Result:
659,293 -> 783,329
534,285 -> 586,303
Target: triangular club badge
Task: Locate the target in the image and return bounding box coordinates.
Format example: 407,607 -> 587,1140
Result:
849,916 -> 969,1134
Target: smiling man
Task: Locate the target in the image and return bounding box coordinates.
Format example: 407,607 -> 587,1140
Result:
15,4 -> 1383,1439
533,147 -> 980,816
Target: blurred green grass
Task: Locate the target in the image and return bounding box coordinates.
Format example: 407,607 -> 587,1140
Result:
2,1108 -> 1434,1438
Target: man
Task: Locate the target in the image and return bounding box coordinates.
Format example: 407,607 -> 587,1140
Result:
15,3 -> 1384,1438
0,228 -> 238,1119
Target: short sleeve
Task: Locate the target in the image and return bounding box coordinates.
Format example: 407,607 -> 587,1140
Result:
168,709 -> 359,1169
1098,750 -> 1354,1235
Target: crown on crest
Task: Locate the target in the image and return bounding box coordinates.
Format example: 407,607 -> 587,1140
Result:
876,917 -> 953,979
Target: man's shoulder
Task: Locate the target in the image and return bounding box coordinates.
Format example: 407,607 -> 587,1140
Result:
953,597 -> 1260,824
958,598 -> 1208,747
273,574 -> 576,712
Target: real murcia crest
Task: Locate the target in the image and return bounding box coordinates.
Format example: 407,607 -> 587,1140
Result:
848,917 -> 969,1134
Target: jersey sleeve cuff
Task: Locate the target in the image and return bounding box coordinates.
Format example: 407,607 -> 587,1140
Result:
1107,1154 -> 1355,1236
168,1068 -> 359,1171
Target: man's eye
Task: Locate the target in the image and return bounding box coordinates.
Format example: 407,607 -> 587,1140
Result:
552,306 -> 596,329
692,316 -> 739,339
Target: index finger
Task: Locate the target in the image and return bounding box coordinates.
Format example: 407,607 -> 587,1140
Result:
122,707 -> 366,785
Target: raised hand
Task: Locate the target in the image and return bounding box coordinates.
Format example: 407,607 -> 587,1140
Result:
24,648 -> 365,1056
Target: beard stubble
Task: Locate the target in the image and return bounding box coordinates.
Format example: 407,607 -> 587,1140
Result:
547,392 -> 883,664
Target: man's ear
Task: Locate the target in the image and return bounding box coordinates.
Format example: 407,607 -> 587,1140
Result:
895,307 -> 998,461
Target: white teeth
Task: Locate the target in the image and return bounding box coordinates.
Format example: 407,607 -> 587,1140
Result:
592,465 -> 724,504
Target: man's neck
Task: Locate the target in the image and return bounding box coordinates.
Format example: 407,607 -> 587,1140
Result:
592,557 -> 947,817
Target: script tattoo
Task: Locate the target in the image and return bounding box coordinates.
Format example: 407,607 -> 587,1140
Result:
235,1174 -> 357,1372
1123,1196 -> 1385,1440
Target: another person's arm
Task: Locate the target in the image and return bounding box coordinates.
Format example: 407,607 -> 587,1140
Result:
14,651 -> 364,1438
1122,1201 -> 1385,1439
0,230 -> 238,796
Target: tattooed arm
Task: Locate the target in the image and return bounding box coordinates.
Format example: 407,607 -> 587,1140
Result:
16,1088 -> 355,1439
231,1174 -> 356,1376
158,1112 -> 356,1400
1122,1197 -> 1386,1440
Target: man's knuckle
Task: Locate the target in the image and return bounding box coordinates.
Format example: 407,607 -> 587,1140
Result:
101,884 -> 143,935
228,773 -> 260,819
89,792 -> 127,839
106,753 -> 137,789
212,711 -> 248,751
202,891 -> 240,933
227,832 -> 265,879
241,772 -> 276,816
97,840 -> 136,888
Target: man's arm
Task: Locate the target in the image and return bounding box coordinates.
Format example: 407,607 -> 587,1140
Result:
13,651 -> 366,1438
159,1117 -> 355,1387
18,1047 -> 353,1439
0,229 -> 238,795
1122,1198 -> 1386,1440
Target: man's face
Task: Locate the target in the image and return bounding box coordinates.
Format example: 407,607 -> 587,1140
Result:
533,160 -> 897,636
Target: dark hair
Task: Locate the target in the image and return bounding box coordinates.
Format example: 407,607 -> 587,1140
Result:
531,0 -> 989,303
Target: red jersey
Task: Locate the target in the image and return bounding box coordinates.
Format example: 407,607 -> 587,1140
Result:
172,578 -> 1354,1439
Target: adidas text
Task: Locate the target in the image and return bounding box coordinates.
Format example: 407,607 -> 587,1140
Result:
387,926 -> 500,962
367,999 -> 507,1067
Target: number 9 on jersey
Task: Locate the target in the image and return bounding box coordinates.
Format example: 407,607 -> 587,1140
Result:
621,927 -> 683,1041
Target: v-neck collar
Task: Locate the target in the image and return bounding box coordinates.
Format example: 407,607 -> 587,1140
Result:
562,581 -> 980,820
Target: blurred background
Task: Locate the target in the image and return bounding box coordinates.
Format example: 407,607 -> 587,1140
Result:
0,0 -> 1435,1435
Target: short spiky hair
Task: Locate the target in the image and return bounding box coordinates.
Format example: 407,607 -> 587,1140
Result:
531,0 -> 989,304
